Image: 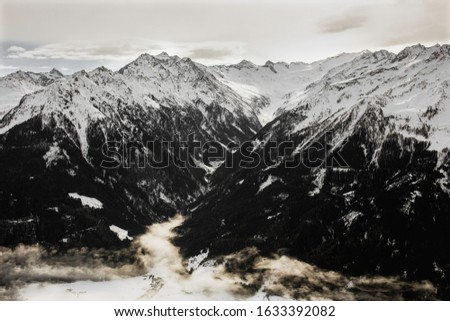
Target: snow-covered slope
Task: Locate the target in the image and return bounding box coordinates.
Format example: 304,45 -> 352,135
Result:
0,69 -> 64,119
208,53 -> 360,124
0,53 -> 261,151
209,45 -> 450,151
119,53 -> 260,118
277,44 -> 450,151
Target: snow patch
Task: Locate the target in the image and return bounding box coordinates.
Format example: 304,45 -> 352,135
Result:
341,211 -> 363,228
308,168 -> 327,196
68,193 -> 103,209
6,217 -> 35,224
109,225 -> 133,241
43,143 -> 69,168
159,192 -> 175,205
277,192 -> 289,201
267,212 -> 282,220
187,249 -> 209,272
257,175 -> 282,194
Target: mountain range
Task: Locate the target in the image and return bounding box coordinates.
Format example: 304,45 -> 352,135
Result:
1,44 -> 449,298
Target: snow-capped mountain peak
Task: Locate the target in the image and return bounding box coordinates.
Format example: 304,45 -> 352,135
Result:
49,68 -> 64,77
232,59 -> 258,69
0,68 -> 65,118
0,51 -> 263,152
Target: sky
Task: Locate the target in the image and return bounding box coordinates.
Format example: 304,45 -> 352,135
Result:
0,0 -> 449,75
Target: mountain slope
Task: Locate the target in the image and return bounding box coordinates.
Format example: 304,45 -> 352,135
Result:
208,52 -> 360,124
0,53 -> 262,247
0,69 -> 64,118
176,44 -> 450,298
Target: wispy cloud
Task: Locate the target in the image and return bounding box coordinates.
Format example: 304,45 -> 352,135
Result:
0,64 -> 19,70
6,39 -> 245,63
190,48 -> 233,60
6,46 -> 26,53
320,14 -> 367,33
379,0 -> 450,46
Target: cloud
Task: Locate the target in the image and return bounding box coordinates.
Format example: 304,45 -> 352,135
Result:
379,0 -> 450,46
6,46 -> 26,53
0,243 -> 146,300
6,42 -> 147,61
0,64 -> 19,70
3,215 -> 436,300
190,48 -> 233,60
5,39 -> 246,64
320,14 -> 367,33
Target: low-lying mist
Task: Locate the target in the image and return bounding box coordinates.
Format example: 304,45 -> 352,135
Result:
0,215 -> 436,300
